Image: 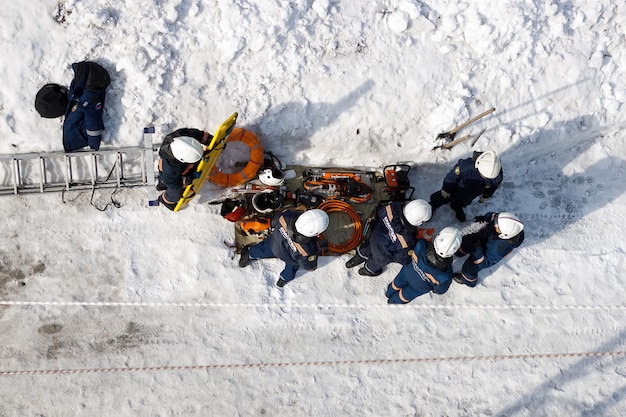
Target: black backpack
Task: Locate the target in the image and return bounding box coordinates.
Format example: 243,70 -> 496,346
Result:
34,83 -> 68,118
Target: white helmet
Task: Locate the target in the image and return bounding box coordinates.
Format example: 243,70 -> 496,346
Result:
295,209 -> 329,237
496,212 -> 524,239
170,136 -> 204,163
433,226 -> 462,258
475,150 -> 502,179
403,199 -> 432,227
258,168 -> 285,186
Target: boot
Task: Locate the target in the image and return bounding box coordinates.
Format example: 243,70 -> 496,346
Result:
428,190 -> 447,213
157,194 -> 176,211
345,252 -> 366,268
451,204 -> 466,222
276,278 -> 288,287
453,273 -> 464,284
239,246 -> 251,268
156,179 -> 167,191
358,266 -> 382,277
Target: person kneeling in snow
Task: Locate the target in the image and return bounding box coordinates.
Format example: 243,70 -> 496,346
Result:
386,227 -> 462,304
453,212 -> 524,287
345,199 -> 432,277
239,209 -> 329,288
156,128 -> 213,210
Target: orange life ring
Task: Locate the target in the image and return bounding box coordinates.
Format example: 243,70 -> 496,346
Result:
208,128 -> 264,187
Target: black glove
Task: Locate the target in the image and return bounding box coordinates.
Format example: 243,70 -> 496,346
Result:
473,215 -> 490,223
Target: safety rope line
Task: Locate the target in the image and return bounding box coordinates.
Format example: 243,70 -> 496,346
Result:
1,300 -> 626,310
2,351 -> 625,376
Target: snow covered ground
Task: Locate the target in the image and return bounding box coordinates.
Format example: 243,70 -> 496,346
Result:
1,0 -> 625,415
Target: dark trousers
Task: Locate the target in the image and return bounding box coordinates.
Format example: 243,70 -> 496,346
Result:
249,239 -> 299,281
429,190 -> 469,211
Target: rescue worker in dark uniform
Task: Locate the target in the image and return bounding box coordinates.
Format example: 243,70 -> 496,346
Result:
386,227 -> 462,304
62,61 -> 110,152
454,212 -> 525,287
157,128 -> 213,210
429,150 -> 503,222
345,199 -> 432,277
239,209 -> 329,287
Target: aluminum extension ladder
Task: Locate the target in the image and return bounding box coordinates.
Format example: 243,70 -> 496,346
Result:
0,128 -> 159,200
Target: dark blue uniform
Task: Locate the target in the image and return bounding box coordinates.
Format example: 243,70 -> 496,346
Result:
429,154 -> 503,216
386,239 -> 454,304
442,157 -> 502,206
248,210 -> 323,282
157,128 -> 212,207
63,62 -> 110,152
356,202 -> 417,274
456,212 -> 525,287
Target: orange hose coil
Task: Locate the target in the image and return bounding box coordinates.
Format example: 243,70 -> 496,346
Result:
318,200 -> 364,254
208,128 -> 264,187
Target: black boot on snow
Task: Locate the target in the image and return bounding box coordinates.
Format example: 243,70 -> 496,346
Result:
276,278 -> 288,287
156,180 -> 167,191
453,273 -> 464,284
428,190 -> 447,213
452,206 -> 466,222
157,194 -> 176,211
358,266 -> 382,277
239,246 -> 251,268
345,253 -> 366,268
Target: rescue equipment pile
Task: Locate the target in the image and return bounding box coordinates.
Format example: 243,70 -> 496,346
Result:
170,110 -> 498,256
214,148 -> 419,255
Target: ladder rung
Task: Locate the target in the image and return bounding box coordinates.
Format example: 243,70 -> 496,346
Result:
0,145 -> 159,196
12,159 -> 19,195
90,154 -> 96,186
65,155 -> 71,190
39,157 -> 45,193
115,152 -> 122,187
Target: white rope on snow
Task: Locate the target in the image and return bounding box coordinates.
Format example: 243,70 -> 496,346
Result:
1,351 -> 625,376
1,300 -> 626,310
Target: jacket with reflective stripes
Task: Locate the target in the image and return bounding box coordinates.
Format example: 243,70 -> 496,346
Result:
461,212 -> 525,270
442,157 -> 503,205
63,62 -> 108,152
394,239 -> 454,296
366,202 -> 418,265
269,210 -> 321,271
158,128 -> 211,203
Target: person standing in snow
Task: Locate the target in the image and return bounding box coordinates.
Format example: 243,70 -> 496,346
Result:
239,208 -> 329,288
453,212 -> 524,287
429,151 -> 503,222
386,226 -> 462,304
345,199 -> 433,276
156,128 -> 213,210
